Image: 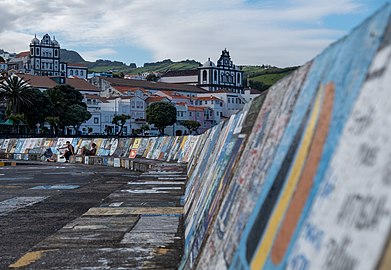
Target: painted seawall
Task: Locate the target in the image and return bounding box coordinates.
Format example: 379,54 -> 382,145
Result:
180,5 -> 391,270
1,5 -> 391,270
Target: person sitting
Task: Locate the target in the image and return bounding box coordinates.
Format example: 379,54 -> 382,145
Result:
41,148 -> 53,159
46,153 -> 58,162
81,143 -> 97,156
58,141 -> 75,163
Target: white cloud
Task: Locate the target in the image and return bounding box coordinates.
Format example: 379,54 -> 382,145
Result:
0,0 -> 366,66
79,48 -> 117,62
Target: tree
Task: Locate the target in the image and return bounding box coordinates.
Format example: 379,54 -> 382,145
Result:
61,104 -> 92,134
180,120 -> 201,135
112,114 -> 131,135
45,116 -> 60,135
140,124 -> 150,135
45,84 -> 91,133
146,102 -> 176,135
0,76 -> 33,116
7,113 -> 25,134
21,88 -> 54,130
145,73 -> 159,81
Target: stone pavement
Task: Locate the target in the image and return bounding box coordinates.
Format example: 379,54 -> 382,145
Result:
0,161 -> 186,269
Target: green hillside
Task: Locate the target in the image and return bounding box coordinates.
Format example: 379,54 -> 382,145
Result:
87,59 -> 201,74
242,66 -> 299,91
55,48 -> 298,91
129,59 -> 201,74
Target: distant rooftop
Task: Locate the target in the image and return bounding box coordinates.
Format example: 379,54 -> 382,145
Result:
161,69 -> 199,77
98,77 -> 207,93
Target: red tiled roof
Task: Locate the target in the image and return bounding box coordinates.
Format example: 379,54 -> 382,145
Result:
84,94 -> 109,103
17,74 -> 57,89
188,106 -> 208,111
16,51 -> 30,58
65,78 -> 98,92
99,77 -> 207,93
112,86 -> 147,93
145,96 -> 169,103
160,90 -> 190,99
193,96 -> 222,101
67,63 -> 87,68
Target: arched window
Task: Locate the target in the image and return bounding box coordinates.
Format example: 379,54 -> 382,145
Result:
75,70 -> 79,76
202,70 -> 207,82
70,70 -> 73,76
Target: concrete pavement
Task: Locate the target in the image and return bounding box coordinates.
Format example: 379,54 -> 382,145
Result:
0,161 -> 186,269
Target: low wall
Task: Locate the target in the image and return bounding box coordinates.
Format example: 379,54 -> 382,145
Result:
1,5 -> 390,270
0,135 -> 200,172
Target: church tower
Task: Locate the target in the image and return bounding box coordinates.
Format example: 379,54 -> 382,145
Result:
198,49 -> 244,93
30,34 -> 61,76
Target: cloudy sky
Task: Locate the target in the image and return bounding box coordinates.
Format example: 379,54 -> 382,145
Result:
0,0 -> 388,67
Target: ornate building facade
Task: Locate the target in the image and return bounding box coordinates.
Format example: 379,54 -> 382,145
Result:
29,34 -> 61,76
198,49 -> 244,93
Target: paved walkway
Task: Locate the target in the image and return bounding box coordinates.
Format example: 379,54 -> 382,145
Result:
0,161 -> 186,269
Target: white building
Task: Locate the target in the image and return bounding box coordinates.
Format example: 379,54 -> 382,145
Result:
29,34 -> 61,76
0,57 -> 7,72
60,63 -> 88,79
198,49 -> 244,93
159,70 -> 198,85
197,90 -> 246,117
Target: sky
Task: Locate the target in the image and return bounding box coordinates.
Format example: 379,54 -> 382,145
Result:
0,0 -> 389,67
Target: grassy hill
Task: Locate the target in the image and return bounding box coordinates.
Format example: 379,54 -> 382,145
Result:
46,48 -> 299,91
131,59 -> 201,74
242,66 -> 299,91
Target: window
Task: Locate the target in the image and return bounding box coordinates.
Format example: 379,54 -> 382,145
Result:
197,112 -> 200,117
94,117 -> 99,124
227,98 -> 230,103
36,48 -> 40,55
189,112 -> 192,117
30,48 -> 33,55
80,70 -> 83,76
75,70 -> 79,76
70,70 -> 73,76
214,70 -> 217,81
131,101 -> 135,108
54,50 -> 58,57
202,70 -> 207,82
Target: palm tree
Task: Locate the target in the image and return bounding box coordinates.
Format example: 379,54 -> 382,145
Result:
0,76 -> 33,116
